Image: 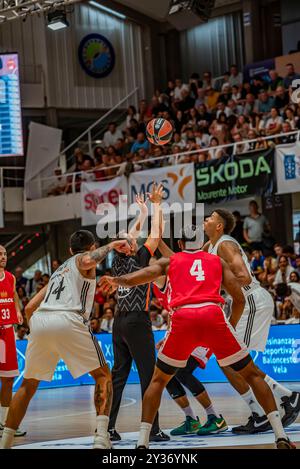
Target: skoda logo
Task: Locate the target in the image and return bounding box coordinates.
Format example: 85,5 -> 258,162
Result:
78,34 -> 115,78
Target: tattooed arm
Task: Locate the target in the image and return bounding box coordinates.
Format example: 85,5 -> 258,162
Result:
76,240 -> 130,272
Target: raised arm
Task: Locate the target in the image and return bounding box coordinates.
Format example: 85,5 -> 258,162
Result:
24,285 -> 48,322
76,240 -> 130,271
100,257 -> 170,294
128,193 -> 149,239
218,241 -> 252,286
144,183 -> 164,254
221,259 -> 245,329
158,239 -> 174,258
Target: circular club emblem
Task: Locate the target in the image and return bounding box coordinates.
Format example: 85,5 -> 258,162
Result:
78,34 -> 115,78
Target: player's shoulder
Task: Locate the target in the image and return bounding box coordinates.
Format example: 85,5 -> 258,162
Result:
4,270 -> 15,281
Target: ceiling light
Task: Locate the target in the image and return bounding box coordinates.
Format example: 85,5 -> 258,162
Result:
47,10 -> 69,30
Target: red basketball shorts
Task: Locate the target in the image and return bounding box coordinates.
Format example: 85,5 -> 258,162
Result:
0,325 -> 19,377
158,303 -> 249,368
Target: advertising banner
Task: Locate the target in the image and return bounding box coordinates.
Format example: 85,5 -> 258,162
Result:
128,164 -> 195,212
275,142 -> 300,195
195,148 -> 276,204
81,176 -> 127,226
13,325 -> 300,391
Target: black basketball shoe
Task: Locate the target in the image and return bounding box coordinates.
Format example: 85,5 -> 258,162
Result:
108,428 -> 121,441
281,392 -> 300,427
149,430 -> 170,442
231,413 -> 272,434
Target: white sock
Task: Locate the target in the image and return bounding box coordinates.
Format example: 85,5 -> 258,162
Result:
182,405 -> 196,420
205,404 -> 219,418
137,422 -> 152,448
0,427 -> 15,449
267,411 -> 287,440
240,389 -> 264,416
96,415 -> 109,436
264,375 -> 292,400
0,406 -> 9,426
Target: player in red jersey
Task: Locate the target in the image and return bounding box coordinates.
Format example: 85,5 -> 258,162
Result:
153,282 -> 226,436
100,226 -> 295,449
0,245 -> 26,438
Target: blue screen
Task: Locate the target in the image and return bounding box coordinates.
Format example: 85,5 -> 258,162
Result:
13,324 -> 300,391
0,53 -> 23,156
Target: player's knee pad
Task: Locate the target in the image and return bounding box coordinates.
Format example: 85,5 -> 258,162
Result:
176,370 -> 205,396
166,376 -> 186,399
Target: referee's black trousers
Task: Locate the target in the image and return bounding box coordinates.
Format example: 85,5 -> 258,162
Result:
109,310 -> 160,433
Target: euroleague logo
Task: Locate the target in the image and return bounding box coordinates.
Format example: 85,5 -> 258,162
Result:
291,79 -> 300,104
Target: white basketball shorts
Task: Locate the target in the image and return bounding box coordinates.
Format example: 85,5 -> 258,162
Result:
24,311 -> 107,381
236,288 -> 274,352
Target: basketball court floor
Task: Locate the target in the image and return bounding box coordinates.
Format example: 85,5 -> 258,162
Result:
12,382 -> 300,449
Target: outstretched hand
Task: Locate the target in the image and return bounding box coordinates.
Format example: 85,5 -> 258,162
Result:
99,275 -> 118,296
147,182 -> 164,204
135,193 -> 149,214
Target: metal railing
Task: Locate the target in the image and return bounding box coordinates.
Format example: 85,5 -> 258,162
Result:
23,130 -> 300,200
60,87 -> 139,169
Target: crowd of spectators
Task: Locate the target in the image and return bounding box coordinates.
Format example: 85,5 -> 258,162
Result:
47,62 -> 300,196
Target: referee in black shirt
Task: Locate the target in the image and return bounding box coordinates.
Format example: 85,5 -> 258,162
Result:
108,185 -> 169,442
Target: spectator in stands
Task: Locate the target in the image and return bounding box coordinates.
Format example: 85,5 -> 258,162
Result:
194,127 -> 210,148
165,80 -> 175,101
231,211 -> 245,244
195,88 -> 206,109
125,105 -> 139,128
26,270 -> 42,297
205,87 -> 220,112
103,122 -> 123,147
279,122 -> 296,144
251,249 -> 265,282
231,85 -> 241,103
246,129 -> 259,150
265,107 -> 283,135
243,200 -> 270,251
177,89 -> 195,112
233,132 -> 247,154
47,167 -> 68,196
285,107 -> 297,129
51,259 -> 62,273
283,63 -> 300,89
172,132 -> 186,149
15,266 -> 28,290
273,256 -> 296,286
202,71 -> 214,90
229,64 -> 243,88
131,132 -> 150,154
174,78 -> 189,101
282,245 -> 298,268
100,307 -> 114,333
274,86 -> 290,111
218,83 -> 232,106
16,287 -> 27,311
197,104 -> 211,130
90,317 -> 102,334
73,148 -> 94,171
244,94 -> 259,116
257,90 -> 275,117
261,252 -> 278,287
14,325 -> 29,340
268,70 -> 284,94
42,274 -> 50,285
208,137 -> 225,159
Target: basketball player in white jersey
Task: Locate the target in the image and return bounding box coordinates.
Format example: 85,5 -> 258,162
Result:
0,230 -> 130,450
204,209 -> 300,433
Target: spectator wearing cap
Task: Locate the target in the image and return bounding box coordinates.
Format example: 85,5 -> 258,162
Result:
283,63 -> 300,89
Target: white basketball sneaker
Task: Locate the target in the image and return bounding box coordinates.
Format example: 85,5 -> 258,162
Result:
93,432 -> 112,449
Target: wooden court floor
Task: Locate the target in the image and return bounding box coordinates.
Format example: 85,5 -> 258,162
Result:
11,382 -> 300,449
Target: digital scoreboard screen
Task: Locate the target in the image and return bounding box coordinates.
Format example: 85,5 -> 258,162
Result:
0,53 -> 23,156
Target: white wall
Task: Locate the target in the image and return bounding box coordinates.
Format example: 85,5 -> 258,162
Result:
0,3 -> 145,109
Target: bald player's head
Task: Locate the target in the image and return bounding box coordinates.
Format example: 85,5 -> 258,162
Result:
0,245 -> 7,269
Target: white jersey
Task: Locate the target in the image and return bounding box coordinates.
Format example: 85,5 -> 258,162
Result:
208,235 -> 260,296
39,255 -> 96,321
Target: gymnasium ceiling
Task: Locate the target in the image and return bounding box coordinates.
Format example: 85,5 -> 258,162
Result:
116,0 -> 241,21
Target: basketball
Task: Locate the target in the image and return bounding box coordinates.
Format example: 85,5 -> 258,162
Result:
146,118 -> 173,145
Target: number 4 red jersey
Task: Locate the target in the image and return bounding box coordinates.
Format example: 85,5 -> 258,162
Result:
0,271 -> 18,326
168,250 -> 224,309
